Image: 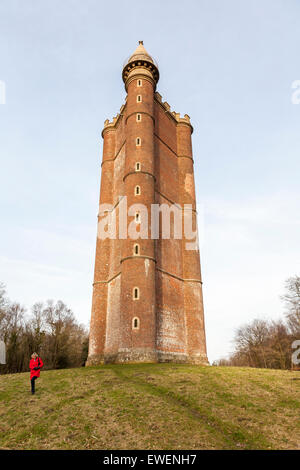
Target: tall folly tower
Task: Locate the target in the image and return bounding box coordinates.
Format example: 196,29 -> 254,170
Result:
86,42 -> 208,365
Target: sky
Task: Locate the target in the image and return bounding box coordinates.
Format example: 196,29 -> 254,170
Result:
0,0 -> 299,362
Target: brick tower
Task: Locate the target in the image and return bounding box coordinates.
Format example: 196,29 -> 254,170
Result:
86,42 -> 208,365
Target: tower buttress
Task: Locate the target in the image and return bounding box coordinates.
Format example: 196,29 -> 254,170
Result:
88,127 -> 115,362
177,122 -> 208,363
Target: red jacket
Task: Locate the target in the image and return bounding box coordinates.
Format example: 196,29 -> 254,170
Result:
29,357 -> 44,379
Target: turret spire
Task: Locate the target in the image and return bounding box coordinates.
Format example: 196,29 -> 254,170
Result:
122,41 -> 159,90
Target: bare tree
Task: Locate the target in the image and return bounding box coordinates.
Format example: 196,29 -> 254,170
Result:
226,318 -> 292,369
0,283 -> 8,337
0,282 -> 88,374
282,275 -> 300,337
3,302 -> 27,372
234,319 -> 270,368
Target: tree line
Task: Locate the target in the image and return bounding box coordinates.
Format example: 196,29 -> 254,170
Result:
0,283 -> 88,374
1,275 -> 299,373
215,276 -> 300,369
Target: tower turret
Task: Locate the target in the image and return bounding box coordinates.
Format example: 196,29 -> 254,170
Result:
119,41 -> 157,362
122,41 -> 159,91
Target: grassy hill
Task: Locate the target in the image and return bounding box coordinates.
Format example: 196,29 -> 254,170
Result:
0,363 -> 299,450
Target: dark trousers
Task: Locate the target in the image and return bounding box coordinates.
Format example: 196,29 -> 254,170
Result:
31,376 -> 37,394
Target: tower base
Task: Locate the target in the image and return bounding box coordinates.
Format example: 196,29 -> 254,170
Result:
86,349 -> 209,366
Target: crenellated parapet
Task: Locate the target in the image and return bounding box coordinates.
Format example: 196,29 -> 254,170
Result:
102,94 -> 193,137
101,104 -> 126,137
154,92 -> 193,133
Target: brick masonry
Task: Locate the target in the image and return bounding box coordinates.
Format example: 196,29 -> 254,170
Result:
86,42 -> 208,366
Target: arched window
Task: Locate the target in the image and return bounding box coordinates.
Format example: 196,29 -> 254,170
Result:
136,137 -> 141,146
137,79 -> 142,87
135,162 -> 141,171
133,244 -> 140,255
132,317 -> 140,329
137,94 -> 142,103
136,113 -> 142,122
133,287 -> 139,300
135,185 -> 141,195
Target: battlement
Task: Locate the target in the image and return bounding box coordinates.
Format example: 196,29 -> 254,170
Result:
102,93 -> 192,137
102,104 -> 126,134
154,92 -> 192,128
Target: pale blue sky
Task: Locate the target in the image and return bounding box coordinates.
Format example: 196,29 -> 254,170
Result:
0,0 -> 299,361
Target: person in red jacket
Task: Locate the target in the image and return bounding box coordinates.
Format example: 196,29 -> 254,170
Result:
29,352 -> 43,395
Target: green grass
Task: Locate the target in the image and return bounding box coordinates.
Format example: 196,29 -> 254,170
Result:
0,364 -> 299,450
